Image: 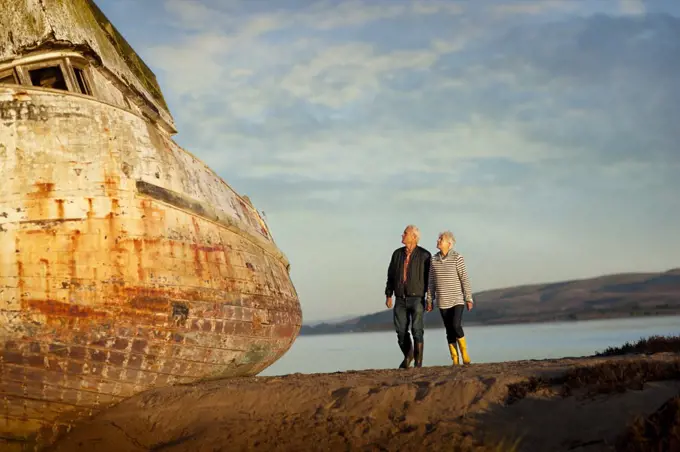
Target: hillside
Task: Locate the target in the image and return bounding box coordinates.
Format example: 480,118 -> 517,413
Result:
301,268 -> 680,335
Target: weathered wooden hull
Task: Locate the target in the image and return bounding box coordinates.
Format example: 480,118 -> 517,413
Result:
0,86 -> 302,447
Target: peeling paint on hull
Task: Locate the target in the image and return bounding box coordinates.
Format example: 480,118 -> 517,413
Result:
0,87 -> 302,448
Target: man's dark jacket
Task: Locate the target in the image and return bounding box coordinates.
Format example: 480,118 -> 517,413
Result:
385,246 -> 431,298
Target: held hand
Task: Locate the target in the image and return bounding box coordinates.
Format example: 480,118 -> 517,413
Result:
386,296 -> 393,309
466,301 -> 473,311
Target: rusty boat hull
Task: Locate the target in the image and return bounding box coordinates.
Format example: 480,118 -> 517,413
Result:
0,86 -> 302,446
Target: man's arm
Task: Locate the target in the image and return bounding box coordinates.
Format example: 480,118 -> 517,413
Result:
423,252 -> 431,294
385,250 -> 397,297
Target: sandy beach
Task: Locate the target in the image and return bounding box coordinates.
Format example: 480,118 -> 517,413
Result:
47,349 -> 680,452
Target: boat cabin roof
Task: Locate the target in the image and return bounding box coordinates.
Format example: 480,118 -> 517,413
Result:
0,0 -> 175,134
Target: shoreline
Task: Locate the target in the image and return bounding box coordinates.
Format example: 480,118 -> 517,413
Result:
49,349 -> 680,451
300,310 -> 680,336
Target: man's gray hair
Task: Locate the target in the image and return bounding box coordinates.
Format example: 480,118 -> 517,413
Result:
406,224 -> 421,242
439,230 -> 456,246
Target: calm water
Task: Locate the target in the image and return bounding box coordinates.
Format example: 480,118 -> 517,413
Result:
260,315 -> 680,376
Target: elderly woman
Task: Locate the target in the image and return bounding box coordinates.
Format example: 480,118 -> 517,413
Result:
426,231 -> 474,365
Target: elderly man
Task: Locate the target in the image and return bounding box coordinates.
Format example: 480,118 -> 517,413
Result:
427,230 -> 474,365
385,225 -> 432,369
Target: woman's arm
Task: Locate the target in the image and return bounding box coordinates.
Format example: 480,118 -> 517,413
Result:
456,254 -> 473,304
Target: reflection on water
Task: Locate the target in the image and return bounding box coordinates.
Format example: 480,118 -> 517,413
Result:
261,315 -> 680,376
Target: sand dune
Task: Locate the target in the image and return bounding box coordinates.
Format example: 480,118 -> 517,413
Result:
48,351 -> 680,452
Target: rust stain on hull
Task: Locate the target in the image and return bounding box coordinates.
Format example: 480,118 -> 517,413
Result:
0,86 -> 302,449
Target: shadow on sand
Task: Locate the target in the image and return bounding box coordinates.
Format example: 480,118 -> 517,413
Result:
41,336 -> 680,452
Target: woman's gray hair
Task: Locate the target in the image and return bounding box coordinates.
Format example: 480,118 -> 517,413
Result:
438,230 -> 456,246
406,224 -> 421,242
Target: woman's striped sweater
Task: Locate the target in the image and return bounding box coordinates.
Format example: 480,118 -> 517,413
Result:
426,251 -> 474,309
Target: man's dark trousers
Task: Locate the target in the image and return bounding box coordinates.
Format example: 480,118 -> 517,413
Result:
393,296 -> 424,365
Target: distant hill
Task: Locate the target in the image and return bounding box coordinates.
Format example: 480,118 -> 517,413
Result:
300,268 -> 680,335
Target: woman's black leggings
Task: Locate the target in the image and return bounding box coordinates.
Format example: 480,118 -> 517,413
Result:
439,305 -> 464,344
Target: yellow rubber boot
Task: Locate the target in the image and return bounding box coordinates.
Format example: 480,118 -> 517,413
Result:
457,337 -> 471,365
448,343 -> 459,365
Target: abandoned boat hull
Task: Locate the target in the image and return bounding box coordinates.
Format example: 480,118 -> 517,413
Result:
0,86 -> 302,444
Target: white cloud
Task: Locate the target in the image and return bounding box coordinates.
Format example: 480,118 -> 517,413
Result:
148,34 -> 233,98
431,37 -> 467,54
619,0 -> 646,16
280,43 -> 441,108
411,1 -> 465,16
296,1 -> 465,31
164,0 -> 231,30
391,184 -> 522,206
230,68 -> 254,78
150,0 -> 476,110
241,14 -> 284,36
163,0 -> 465,33
184,111 -> 569,192
302,1 -> 408,29
491,0 -> 576,16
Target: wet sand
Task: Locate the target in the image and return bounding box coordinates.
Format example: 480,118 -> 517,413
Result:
48,352 -> 680,452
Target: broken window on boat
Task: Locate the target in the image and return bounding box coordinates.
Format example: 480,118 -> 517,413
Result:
28,66 -> 68,91
73,67 -> 92,95
0,69 -> 17,85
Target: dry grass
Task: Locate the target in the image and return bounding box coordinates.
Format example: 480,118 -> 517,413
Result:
558,360 -> 680,397
507,335 -> 680,404
506,376 -> 549,404
451,434 -> 524,452
596,335 -> 680,357
615,394 -> 680,452
506,360 -> 680,404
487,436 -> 523,452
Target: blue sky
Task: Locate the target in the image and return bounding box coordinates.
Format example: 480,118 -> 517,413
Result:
97,0 -> 680,323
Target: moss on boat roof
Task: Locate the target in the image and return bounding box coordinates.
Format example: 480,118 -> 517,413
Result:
1,0 -> 173,126
82,0 -> 169,112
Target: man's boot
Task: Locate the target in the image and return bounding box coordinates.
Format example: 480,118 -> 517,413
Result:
399,343 -> 413,369
457,337 -> 471,365
414,342 -> 424,368
448,342 -> 459,365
